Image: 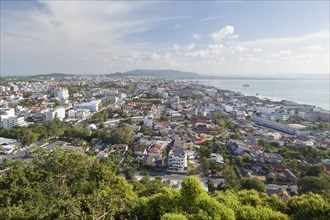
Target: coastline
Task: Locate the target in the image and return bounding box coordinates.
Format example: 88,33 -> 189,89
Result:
187,79 -> 329,111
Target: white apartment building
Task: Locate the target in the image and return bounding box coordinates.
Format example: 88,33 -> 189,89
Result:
160,92 -> 169,98
0,108 -> 15,118
107,89 -> 119,94
168,147 -> 187,172
206,88 -> 217,97
298,111 -> 319,121
224,105 -> 234,112
67,109 -> 76,118
0,86 -> 7,93
144,115 -> 154,128
119,93 -> 127,99
45,107 -> 66,121
76,109 -> 91,119
0,116 -> 26,129
31,93 -> 47,99
259,105 -> 277,115
317,110 -> 330,122
73,100 -> 101,112
54,88 -> 69,99
11,85 -> 19,92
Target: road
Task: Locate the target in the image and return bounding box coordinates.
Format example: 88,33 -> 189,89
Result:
134,172 -> 224,186
134,172 -> 298,193
266,183 -> 298,193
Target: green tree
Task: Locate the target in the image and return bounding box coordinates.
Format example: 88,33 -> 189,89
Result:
161,213 -> 187,220
207,179 -> 215,193
304,165 -> 325,177
223,166 -> 240,190
240,177 -> 266,192
202,157 -> 210,175
180,177 -> 207,213
20,129 -> 38,146
298,176 -> 330,194
200,146 -> 211,158
287,193 -> 330,220
111,124 -> 135,145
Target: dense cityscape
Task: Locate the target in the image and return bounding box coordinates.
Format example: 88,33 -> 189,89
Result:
0,73 -> 329,219
1,0 -> 329,219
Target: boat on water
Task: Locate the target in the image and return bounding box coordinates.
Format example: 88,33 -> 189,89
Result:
243,84 -> 250,87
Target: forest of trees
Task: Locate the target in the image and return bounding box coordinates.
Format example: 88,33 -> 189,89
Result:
1,148 -> 329,220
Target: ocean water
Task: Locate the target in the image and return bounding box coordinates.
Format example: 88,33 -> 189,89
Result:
194,79 -> 329,110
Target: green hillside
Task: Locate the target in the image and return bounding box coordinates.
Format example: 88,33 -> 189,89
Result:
0,148 -> 329,219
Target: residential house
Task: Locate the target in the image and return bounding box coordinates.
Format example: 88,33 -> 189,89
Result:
133,145 -> 147,156
276,169 -> 298,184
209,153 -> 225,167
260,152 -> 284,164
226,139 -> 251,155
251,161 -> 263,173
269,164 -> 286,173
141,153 -> 165,170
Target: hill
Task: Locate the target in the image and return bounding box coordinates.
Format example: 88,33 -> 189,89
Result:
108,69 -> 200,78
32,73 -> 77,78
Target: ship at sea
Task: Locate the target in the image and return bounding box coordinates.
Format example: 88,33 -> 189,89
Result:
243,84 -> 250,87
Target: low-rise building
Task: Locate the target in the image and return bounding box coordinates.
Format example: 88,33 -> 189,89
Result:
298,111 -> 319,121
317,109 -> 330,122
0,116 -> 26,128
260,152 -> 284,164
45,107 -> 65,121
168,139 -> 187,172
73,100 -> 101,112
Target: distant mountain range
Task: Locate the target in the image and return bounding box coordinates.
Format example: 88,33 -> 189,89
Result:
26,69 -> 200,78
107,69 -> 200,78
13,70 -> 328,80
33,73 -> 78,78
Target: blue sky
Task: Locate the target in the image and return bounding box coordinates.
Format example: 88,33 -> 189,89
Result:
1,1 -> 329,76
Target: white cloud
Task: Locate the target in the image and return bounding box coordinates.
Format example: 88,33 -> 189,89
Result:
199,16 -> 217,22
150,52 -> 161,60
211,25 -> 236,42
186,43 -> 224,58
234,45 -> 248,52
132,52 -> 141,59
193,33 -> 202,40
305,44 -> 324,51
271,50 -> 292,57
173,44 -> 181,50
186,42 -> 195,50
80,57 -> 89,62
173,42 -> 195,51
1,1 -> 329,76
238,54 -> 260,63
241,31 -> 329,47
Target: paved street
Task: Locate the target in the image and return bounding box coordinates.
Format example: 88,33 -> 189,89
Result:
134,172 -> 297,193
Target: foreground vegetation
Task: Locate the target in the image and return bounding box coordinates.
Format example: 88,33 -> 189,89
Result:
0,148 -> 329,219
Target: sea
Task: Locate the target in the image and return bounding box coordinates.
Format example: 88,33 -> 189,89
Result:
190,79 -> 329,110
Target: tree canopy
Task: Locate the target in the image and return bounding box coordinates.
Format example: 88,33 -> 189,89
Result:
1,148 -> 329,219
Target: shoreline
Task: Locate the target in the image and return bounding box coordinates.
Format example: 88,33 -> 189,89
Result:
185,79 -> 329,111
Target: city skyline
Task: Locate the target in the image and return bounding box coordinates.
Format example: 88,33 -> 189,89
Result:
1,1 -> 329,76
